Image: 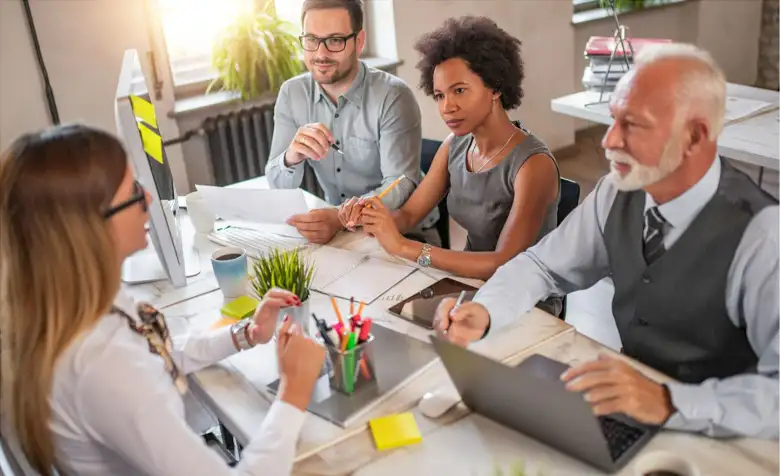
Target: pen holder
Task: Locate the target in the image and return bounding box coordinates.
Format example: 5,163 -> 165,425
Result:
325,336 -> 376,395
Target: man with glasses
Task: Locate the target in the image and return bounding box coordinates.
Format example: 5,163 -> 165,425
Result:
265,0 -> 438,244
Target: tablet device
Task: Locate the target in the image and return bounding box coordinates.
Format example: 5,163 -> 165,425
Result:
387,277 -> 479,330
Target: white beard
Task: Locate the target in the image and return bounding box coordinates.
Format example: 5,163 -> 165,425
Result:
606,135 -> 684,191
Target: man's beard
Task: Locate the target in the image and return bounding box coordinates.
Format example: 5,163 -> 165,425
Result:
311,53 -> 356,85
606,132 -> 684,191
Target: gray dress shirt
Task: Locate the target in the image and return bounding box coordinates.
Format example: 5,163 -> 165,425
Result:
265,61 -> 437,228
474,157 -> 779,439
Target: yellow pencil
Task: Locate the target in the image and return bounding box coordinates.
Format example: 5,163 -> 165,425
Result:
367,175 -> 406,209
376,174 -> 406,200
331,296 -> 345,327
357,301 -> 366,317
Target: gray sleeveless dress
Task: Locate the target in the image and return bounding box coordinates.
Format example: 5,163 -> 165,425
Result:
447,122 -> 560,252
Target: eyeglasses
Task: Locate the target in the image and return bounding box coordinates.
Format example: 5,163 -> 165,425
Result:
104,180 -> 147,219
299,33 -> 358,53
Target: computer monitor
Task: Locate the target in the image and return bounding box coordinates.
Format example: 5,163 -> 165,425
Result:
114,49 -> 199,288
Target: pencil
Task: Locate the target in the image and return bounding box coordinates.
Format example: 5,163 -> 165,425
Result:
376,175 -> 406,200
453,290 -> 467,310
357,301 -> 365,317
331,296 -> 345,328
350,296 -> 355,315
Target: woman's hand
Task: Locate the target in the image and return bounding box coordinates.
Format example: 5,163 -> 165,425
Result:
247,288 -> 300,346
360,197 -> 407,256
338,196 -> 367,231
276,317 -> 327,411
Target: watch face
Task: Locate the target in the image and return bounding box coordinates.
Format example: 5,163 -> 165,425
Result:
418,255 -> 432,267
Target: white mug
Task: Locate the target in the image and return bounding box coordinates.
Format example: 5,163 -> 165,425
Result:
633,450 -> 700,476
186,191 -> 216,234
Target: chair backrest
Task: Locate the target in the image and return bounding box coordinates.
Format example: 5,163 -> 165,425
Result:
421,138 -> 450,249
557,178 -> 581,226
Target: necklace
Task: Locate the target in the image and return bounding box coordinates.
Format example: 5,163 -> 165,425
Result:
468,128 -> 519,173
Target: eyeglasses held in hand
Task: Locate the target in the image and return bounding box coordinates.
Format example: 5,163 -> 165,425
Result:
299,33 -> 358,53
104,180 -> 147,219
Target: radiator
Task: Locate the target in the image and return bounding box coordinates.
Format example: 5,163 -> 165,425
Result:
202,104 -> 324,198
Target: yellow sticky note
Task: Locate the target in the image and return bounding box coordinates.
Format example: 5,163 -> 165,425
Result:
221,296 -> 259,320
369,413 -> 422,451
129,94 -> 158,129
138,122 -> 163,164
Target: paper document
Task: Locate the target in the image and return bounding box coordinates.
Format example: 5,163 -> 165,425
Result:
196,185 -> 307,237
308,246 -> 415,303
725,97 -> 777,124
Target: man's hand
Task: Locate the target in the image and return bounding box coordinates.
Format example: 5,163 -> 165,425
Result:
561,355 -> 675,425
433,298 -> 491,347
287,208 -> 342,244
338,196 -> 368,231
285,123 -> 333,166
247,288 -> 300,346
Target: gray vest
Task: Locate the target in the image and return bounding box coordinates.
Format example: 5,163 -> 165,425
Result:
604,160 -> 776,383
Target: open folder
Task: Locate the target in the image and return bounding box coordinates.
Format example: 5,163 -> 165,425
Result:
308,246 -> 415,304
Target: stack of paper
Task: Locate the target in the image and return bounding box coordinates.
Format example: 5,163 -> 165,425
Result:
724,97 -> 777,124
195,185 -> 308,237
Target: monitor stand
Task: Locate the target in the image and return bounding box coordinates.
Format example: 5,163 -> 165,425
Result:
121,237 -> 201,285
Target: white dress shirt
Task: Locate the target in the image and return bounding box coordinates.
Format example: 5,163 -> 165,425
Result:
49,291 -> 305,475
474,158 -> 779,439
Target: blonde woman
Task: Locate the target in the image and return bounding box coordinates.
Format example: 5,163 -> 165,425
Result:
0,124 -> 325,475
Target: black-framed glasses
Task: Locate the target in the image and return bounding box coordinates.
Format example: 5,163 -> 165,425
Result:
104,180 -> 147,219
299,32 -> 358,53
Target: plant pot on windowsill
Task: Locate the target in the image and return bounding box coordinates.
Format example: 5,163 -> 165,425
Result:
250,247 -> 315,336
208,6 -> 305,101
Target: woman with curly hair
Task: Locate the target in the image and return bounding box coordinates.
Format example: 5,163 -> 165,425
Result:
342,17 -> 560,287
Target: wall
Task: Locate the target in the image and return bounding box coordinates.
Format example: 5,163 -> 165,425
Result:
756,0 -> 779,90
0,0 -> 49,150
391,0 -> 576,152
0,0 -> 190,193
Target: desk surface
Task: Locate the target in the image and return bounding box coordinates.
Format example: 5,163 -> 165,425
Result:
125,183 -> 779,475
353,331 -> 779,476
551,83 -> 779,171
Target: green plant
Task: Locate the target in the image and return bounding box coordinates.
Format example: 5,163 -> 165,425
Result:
250,248 -> 315,302
599,0 -> 647,10
208,4 -> 304,100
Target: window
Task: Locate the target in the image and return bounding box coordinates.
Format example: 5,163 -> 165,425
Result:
156,0 -> 301,92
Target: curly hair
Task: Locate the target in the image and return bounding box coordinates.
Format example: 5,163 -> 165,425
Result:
413,16 -> 524,110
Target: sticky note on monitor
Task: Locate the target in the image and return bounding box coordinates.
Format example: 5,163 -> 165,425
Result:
369,412 -> 422,451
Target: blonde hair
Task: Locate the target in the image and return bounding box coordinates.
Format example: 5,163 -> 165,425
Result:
635,43 -> 727,140
0,124 -> 127,474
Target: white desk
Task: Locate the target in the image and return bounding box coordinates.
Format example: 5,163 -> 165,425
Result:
124,182 -> 778,476
354,332 -> 779,476
551,83 -> 780,172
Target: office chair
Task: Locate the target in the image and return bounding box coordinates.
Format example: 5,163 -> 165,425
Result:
421,138 -> 450,249
556,177 -> 581,320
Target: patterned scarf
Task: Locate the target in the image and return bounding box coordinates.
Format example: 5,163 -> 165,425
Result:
112,302 -> 188,394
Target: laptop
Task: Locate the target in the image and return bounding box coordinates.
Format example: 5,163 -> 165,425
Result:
430,337 -> 659,473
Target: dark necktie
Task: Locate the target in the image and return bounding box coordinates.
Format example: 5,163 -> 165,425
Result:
644,206 -> 668,265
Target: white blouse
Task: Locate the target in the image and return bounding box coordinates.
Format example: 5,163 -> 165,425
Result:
49,291 -> 305,475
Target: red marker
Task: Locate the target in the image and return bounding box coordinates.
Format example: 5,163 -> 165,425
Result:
358,318 -> 372,343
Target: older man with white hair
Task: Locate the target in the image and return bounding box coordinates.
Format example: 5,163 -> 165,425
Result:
434,44 -> 779,439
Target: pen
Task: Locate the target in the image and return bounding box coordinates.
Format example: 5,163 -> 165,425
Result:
350,296 -> 355,315
358,318 -> 372,342
453,290 -> 467,311
312,313 -> 335,347
331,142 -> 344,155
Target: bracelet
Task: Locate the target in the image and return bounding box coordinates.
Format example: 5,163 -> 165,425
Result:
230,319 -> 254,351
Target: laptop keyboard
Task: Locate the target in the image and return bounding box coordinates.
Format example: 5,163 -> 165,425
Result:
598,415 -> 646,461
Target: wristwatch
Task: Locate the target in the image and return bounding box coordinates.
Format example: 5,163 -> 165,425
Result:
230,319 -> 254,351
416,243 -> 433,267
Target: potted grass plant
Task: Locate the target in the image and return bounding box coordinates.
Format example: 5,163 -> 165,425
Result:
250,248 -> 315,336
208,4 -> 304,101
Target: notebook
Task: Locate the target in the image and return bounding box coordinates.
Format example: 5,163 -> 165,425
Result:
308,246 -> 415,304
369,413 -> 422,451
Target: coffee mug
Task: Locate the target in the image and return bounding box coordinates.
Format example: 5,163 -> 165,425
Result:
211,247 -> 248,298
187,191 -> 216,234
633,451 -> 700,476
